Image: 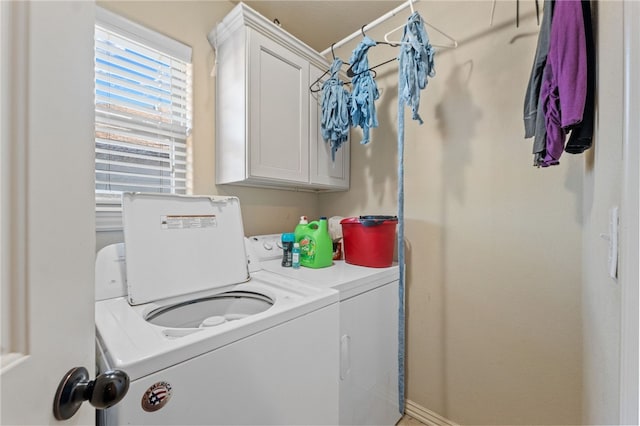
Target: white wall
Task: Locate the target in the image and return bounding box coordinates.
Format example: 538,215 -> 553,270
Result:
582,1 -> 624,424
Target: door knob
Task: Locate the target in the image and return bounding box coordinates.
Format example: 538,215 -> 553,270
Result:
53,366 -> 129,420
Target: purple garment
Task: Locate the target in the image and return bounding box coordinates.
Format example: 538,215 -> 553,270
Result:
565,0 -> 595,154
538,0 -> 587,167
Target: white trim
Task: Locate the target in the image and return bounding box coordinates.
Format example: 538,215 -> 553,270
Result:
93,10 -> 193,232
209,2 -> 328,70
619,1 -> 640,424
0,0 -> 29,359
95,6 -> 191,62
405,399 -> 458,426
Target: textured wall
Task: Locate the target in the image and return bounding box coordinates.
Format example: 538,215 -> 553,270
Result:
320,1 -> 583,424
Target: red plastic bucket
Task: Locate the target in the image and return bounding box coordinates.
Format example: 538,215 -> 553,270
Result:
340,216 -> 398,267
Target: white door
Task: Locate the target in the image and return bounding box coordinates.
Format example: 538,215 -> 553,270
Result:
1,2 -> 97,424
620,1 -> 639,423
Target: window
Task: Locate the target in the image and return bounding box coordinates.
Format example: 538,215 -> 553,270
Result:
95,8 -> 192,231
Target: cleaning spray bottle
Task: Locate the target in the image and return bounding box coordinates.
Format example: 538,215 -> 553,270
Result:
297,216 -> 333,268
294,216 -> 308,244
292,243 -> 301,269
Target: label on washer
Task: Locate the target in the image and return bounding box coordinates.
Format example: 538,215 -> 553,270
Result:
161,215 -> 217,230
141,381 -> 173,412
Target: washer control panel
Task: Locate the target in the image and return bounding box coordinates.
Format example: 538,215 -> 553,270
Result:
245,234 -> 284,264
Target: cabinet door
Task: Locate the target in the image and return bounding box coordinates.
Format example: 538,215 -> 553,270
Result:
248,30 -> 309,184
309,65 -> 350,189
339,281 -> 400,425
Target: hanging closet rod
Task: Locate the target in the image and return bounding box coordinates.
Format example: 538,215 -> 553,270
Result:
319,0 -> 420,57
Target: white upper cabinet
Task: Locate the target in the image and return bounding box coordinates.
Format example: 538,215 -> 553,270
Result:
209,3 -> 349,191
247,30 -> 309,183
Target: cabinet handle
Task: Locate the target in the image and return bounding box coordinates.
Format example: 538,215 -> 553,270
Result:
340,334 -> 351,380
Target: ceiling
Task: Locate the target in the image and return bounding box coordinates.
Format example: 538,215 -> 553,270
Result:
240,1 -> 405,52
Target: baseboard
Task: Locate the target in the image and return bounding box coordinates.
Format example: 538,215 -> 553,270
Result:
405,400 -> 458,426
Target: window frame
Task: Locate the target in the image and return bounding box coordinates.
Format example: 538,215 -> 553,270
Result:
94,7 -> 193,232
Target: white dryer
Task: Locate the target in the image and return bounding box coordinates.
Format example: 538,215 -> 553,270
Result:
95,194 -> 339,425
246,234 -> 401,426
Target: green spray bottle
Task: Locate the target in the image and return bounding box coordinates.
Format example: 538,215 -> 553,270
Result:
296,217 -> 333,268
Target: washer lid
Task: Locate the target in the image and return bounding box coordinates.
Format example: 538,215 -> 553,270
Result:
122,193 -> 250,305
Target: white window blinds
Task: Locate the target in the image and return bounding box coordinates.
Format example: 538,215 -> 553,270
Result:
95,8 -> 192,231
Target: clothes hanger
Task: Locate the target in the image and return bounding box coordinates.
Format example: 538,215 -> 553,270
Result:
489,0 -> 496,26
309,44 -> 351,93
348,59 -> 399,79
310,68 -> 330,93
348,68 -> 379,79
490,0 -> 539,27
346,26 -> 398,78
383,0 -> 458,49
383,20 -> 458,49
359,25 -> 399,48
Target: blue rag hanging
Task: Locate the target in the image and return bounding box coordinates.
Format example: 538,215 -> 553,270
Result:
398,11 -> 436,124
396,10 -> 435,415
321,58 -> 351,161
348,36 -> 380,145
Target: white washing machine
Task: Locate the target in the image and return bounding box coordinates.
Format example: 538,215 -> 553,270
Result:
246,234 -> 401,426
95,194 -> 339,425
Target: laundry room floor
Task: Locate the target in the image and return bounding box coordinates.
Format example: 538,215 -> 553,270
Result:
397,414 -> 426,425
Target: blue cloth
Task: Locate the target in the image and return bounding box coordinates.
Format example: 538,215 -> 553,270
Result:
397,95 -> 407,416
398,12 -> 436,124
396,11 -> 436,415
348,36 -> 379,145
321,58 -> 351,161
